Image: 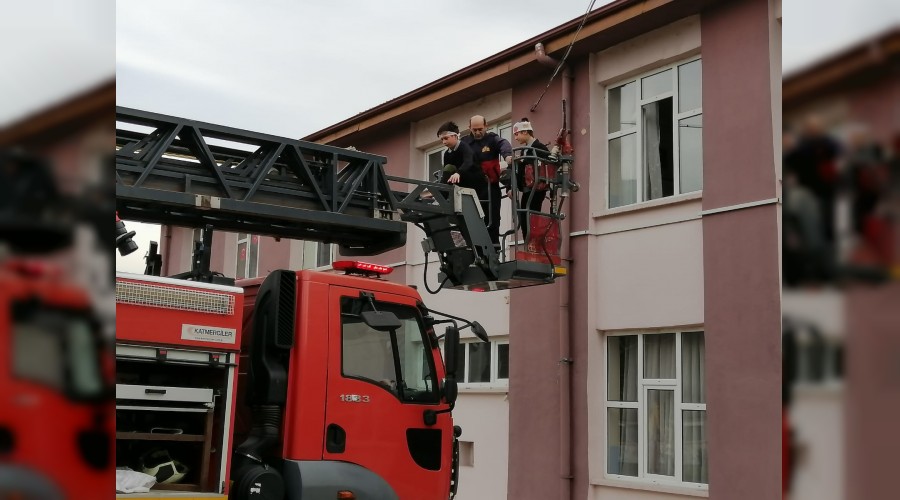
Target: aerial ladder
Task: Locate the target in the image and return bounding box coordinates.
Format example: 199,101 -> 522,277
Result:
115,106 -> 574,290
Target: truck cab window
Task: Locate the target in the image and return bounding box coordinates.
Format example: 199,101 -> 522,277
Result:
13,305 -> 105,401
341,297 -> 439,403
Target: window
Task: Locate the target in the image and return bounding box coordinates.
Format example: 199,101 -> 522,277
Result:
13,302 -> 105,401
606,331 -> 707,487
424,121 -> 512,181
426,145 -> 445,183
236,233 -> 260,279
316,242 -> 333,268
607,58 -> 703,208
340,297 -> 439,403
454,338 -> 509,388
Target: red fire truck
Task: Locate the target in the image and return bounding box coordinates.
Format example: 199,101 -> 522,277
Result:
0,151 -> 114,500
113,107 -> 574,499
0,258 -> 113,500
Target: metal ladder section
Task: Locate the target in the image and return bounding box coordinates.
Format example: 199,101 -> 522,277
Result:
116,106 -> 406,255
115,107 -> 566,289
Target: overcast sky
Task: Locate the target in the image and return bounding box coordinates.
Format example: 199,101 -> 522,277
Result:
113,0 -> 619,272
4,1 -> 891,273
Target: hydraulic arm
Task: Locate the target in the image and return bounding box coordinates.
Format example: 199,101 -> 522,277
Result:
115,107 -> 571,290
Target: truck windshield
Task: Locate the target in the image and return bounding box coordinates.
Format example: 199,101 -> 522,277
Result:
12,302 -> 106,401
341,297 -> 439,404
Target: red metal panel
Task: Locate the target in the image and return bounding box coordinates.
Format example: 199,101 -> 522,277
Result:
282,278 -> 330,460
115,274 -> 244,351
322,284 -> 452,500
0,272 -> 113,498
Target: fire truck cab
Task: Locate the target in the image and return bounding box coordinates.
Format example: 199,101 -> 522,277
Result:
0,260 -> 113,500
115,262 -> 461,499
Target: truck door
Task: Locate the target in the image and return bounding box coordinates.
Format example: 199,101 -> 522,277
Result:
325,286 -> 450,499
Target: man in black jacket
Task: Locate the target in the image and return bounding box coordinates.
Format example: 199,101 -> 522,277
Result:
462,115 -> 513,245
437,121 -> 488,202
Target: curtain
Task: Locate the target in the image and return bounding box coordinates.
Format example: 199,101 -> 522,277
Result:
608,408 -> 639,476
608,336 -> 638,476
644,334 -> 676,379
647,389 -> 675,476
609,336 -> 638,401
682,332 -> 707,483
643,102 -> 663,199
682,332 -> 705,403
683,410 -> 708,483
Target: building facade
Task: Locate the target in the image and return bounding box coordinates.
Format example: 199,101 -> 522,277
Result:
163,0 -> 782,498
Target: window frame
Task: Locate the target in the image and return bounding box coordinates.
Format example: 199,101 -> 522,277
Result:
423,120 -> 513,181
454,337 -> 510,390
236,232 -> 260,279
315,242 -> 334,269
604,330 -> 707,490
339,297 -> 440,404
605,56 -> 703,209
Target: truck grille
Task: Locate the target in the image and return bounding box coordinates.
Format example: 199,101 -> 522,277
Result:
116,280 -> 234,315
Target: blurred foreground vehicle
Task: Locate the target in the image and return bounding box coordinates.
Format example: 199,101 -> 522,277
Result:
0,150 -> 114,499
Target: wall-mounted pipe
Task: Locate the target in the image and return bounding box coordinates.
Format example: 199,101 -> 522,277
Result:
534,41 -> 574,500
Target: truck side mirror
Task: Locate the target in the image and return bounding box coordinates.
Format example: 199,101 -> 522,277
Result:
443,326 -> 460,378
361,310 -> 402,332
471,321 -> 489,343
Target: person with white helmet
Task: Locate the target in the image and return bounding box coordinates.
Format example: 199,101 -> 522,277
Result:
511,118 -> 550,239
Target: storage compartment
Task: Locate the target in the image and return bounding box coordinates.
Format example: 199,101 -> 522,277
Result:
115,344 -> 237,495
117,384 -> 214,404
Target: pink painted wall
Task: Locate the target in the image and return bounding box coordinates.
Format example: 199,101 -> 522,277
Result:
847,73 -> 900,145
507,54 -> 596,500
845,284 -> 900,500
568,56 -> 594,500
334,128 -> 411,267
701,0 -> 779,210
258,235 -> 292,276
701,1 -> 781,499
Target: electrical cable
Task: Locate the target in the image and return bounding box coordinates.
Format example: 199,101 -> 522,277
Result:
422,250 -> 449,294
531,0 -> 598,111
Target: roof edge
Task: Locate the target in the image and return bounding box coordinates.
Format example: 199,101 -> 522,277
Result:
302,0 -> 651,142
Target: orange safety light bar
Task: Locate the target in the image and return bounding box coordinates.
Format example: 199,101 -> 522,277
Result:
332,260 -> 393,276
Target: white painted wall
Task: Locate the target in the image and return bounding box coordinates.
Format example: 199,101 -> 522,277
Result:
789,387 -> 844,500
594,217 -> 705,331
592,484 -> 707,499
452,392 -> 510,500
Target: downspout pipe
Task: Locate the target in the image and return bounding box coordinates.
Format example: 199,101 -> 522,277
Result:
534,42 -> 574,500
534,43 -> 572,108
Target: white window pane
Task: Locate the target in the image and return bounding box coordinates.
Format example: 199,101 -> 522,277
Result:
427,150 -> 444,182
497,343 -> 509,380
682,331 -> 706,404
236,241 -> 247,279
608,81 -> 637,134
679,115 -> 703,194
316,242 -> 332,268
647,389 -> 675,476
678,60 -> 702,113
499,125 -> 513,169
607,408 -> 638,476
608,335 -> 638,402
468,342 -> 491,383
683,410 -> 708,483
641,69 -> 673,99
642,98 -> 674,200
249,235 -> 259,278
608,134 -> 637,208
644,333 -> 676,379
456,343 -> 466,381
